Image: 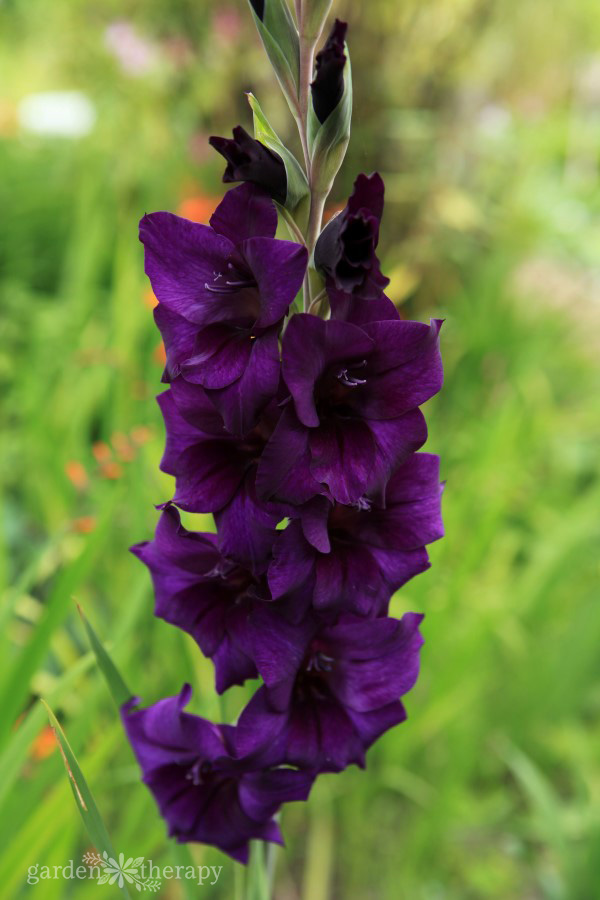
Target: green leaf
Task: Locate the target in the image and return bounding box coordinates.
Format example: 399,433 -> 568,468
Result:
247,92 -> 309,213
308,51 -> 353,197
78,606 -> 133,710
40,700 -> 131,897
248,0 -> 299,110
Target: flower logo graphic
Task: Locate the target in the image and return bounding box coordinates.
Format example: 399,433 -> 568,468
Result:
82,851 -> 161,891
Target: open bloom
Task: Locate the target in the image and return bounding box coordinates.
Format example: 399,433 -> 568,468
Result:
131,505 -> 266,693
236,611 -> 424,772
140,183 -> 307,434
268,453 -> 444,616
314,173 -> 389,299
257,313 -> 443,505
158,377 -> 282,573
122,685 -> 314,862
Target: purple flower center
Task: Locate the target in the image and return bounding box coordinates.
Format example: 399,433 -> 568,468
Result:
204,261 -> 257,295
316,359 -> 369,419
336,359 -> 367,387
294,642 -> 337,702
341,214 -> 375,265
207,558 -> 263,603
185,759 -> 213,786
327,502 -> 366,545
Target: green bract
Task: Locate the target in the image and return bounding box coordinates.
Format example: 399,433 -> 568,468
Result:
247,92 -> 309,214
303,0 -> 333,41
247,0 -> 300,110
308,50 -> 352,197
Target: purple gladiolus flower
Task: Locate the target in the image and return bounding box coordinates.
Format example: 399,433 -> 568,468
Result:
157,377 -> 283,573
131,505 -> 266,693
126,4 -> 446,860
314,173 -> 389,299
140,183 -> 307,434
236,611 -> 424,772
268,453 -> 444,616
122,684 -> 314,862
209,126 -> 287,206
257,313 -> 443,505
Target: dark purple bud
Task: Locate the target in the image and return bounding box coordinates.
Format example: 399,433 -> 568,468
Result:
311,19 -> 347,125
249,0 -> 265,20
315,172 -> 390,299
209,126 -> 287,206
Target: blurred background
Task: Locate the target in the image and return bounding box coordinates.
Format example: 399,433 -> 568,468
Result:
1,0 -> 599,897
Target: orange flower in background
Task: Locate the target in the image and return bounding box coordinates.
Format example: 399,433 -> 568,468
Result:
111,431 -> 136,462
130,425 -> 154,445
64,460 -> 88,490
30,726 -> 57,761
72,516 -> 97,534
92,441 -> 112,463
99,461 -> 123,480
177,194 -> 220,224
153,342 -> 166,365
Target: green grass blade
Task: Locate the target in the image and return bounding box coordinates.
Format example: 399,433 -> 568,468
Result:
78,606 -> 133,710
0,494 -> 120,751
40,700 -> 131,898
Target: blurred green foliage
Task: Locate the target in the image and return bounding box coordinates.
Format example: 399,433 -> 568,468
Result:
1,0 -> 600,897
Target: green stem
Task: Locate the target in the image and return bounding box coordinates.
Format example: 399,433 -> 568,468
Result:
246,841 -> 270,900
308,287 -> 327,315
279,205 -> 307,245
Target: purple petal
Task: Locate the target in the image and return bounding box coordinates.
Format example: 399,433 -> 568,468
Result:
248,606 -> 316,710
158,390 -> 242,511
347,172 -> 385,220
242,237 -> 308,329
268,519 -> 316,599
356,319 -> 443,419
366,410 -> 428,494
256,406 -> 325,504
153,305 -> 198,379
182,324 -> 252,389
209,183 -> 278,243
309,417 -> 376,504
238,769 -> 314,822
326,613 -> 424,712
206,328 -> 281,435
298,495 -> 332,553
328,284 -> 400,325
121,684 -> 226,773
313,544 -> 384,615
215,469 -> 281,574
140,212 -> 234,324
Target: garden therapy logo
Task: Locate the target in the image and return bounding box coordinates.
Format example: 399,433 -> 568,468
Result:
26,853 -> 222,887
82,851 -> 161,891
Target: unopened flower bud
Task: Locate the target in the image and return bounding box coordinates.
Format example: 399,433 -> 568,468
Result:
311,19 -> 347,124
209,126 -> 287,205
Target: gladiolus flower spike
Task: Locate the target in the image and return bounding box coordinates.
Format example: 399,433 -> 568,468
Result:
124,0 -> 444,866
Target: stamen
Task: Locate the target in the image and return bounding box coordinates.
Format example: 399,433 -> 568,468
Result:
336,359 -> 367,387
204,267 -> 256,294
355,496 -> 372,511
306,651 -> 335,673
